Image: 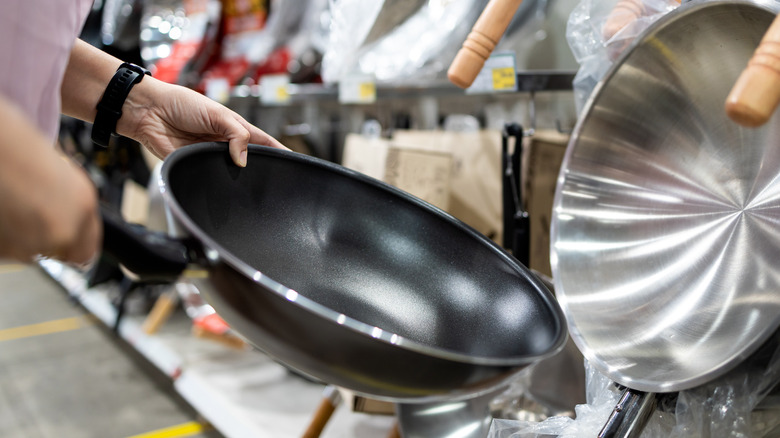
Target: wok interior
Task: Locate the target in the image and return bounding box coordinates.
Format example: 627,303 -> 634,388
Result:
167,145 -> 562,361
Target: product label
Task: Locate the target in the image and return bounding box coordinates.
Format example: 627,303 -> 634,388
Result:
260,74 -> 291,105
339,74 -> 377,104
204,77 -> 231,103
467,52 -> 518,94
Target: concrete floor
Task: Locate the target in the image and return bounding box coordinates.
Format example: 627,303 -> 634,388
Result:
0,263 -> 221,438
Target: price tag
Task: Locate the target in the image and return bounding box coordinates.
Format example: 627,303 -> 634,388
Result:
339,74 -> 377,104
467,52 -> 518,94
260,74 -> 291,105
492,67 -> 517,90
204,78 -> 231,104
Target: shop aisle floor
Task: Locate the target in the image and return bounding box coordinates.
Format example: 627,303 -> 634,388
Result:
0,263 -> 220,438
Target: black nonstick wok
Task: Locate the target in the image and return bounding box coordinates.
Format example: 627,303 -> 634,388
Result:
102,141 -> 567,403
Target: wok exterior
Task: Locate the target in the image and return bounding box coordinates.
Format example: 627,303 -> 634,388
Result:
552,0 -> 780,393
193,265 -> 518,401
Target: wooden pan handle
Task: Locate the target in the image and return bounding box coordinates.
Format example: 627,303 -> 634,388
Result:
301,386 -> 341,438
726,14 -> 780,127
386,423 -> 401,438
602,0 -> 645,41
447,0 -> 524,89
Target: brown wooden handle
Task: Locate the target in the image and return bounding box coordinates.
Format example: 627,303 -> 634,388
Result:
602,0 -> 645,41
301,387 -> 341,438
386,423 -> 401,438
141,290 -> 178,335
447,0 -> 523,88
726,14 -> 780,127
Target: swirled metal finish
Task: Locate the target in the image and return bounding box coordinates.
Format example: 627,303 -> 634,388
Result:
551,0 -> 780,393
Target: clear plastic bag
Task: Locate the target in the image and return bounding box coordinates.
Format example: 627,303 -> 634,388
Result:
322,0 -> 482,85
488,333 -> 780,438
565,0 -> 679,113
322,0 -> 550,86
244,0 -> 313,64
488,360 -> 620,438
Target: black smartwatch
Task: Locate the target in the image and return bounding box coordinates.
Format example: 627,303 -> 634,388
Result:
91,62 -> 151,147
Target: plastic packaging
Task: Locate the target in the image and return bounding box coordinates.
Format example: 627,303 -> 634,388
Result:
258,0 -> 329,83
489,360 -> 619,438
320,0 -> 388,83
565,0 -> 679,113
490,339 -> 587,424
323,0 -> 552,85
241,0 -> 298,65
488,332 -> 780,438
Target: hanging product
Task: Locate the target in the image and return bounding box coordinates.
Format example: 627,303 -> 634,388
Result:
194,0 -> 271,91
140,0 -> 221,84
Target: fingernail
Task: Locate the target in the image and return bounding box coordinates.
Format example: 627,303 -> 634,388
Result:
239,150 -> 247,167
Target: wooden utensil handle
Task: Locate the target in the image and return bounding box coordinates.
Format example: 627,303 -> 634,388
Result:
726,14 -> 780,127
447,0 -> 524,89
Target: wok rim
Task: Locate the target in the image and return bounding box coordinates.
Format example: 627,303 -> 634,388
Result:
160,142 -> 568,368
550,0 -> 780,393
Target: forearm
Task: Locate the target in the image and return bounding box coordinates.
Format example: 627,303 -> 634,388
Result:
61,39 -> 285,165
60,39 -> 163,139
0,94 -> 99,263
60,39 -> 122,124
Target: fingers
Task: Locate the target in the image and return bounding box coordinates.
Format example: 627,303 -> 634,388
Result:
60,201 -> 101,266
212,109 -> 250,167
224,114 -> 288,167
127,88 -> 287,166
235,116 -> 289,150
52,167 -> 102,265
227,129 -> 250,168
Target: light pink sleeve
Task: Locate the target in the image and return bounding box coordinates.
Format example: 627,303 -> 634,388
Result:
0,0 -> 93,142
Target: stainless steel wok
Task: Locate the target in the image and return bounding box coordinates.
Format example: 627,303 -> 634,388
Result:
551,0 -> 780,396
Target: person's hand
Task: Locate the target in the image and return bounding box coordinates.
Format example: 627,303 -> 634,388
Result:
61,40 -> 286,166
0,96 -> 100,265
117,78 -> 287,167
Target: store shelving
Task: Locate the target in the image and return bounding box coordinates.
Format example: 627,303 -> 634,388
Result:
38,260 -> 396,438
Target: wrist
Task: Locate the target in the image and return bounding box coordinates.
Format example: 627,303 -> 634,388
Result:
115,75 -> 161,140
91,62 -> 151,146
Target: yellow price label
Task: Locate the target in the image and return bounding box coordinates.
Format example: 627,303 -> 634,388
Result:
359,82 -> 376,100
275,86 -> 290,102
492,67 -> 516,91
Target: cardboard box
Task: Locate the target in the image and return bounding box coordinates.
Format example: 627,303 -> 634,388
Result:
390,130 -> 503,243
121,179 -> 150,226
384,147 -> 452,211
341,134 -> 391,181
525,130 -> 569,277
343,129 -> 568,275
342,133 -> 452,211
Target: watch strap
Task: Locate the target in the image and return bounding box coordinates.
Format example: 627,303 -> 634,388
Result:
91,62 -> 151,147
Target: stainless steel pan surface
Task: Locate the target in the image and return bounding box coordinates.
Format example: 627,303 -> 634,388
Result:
551,0 -> 780,394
